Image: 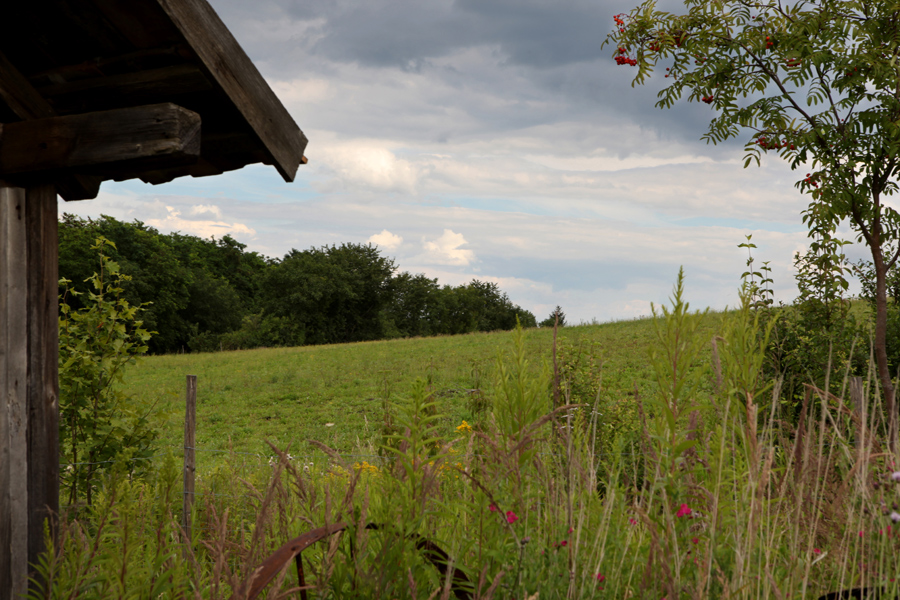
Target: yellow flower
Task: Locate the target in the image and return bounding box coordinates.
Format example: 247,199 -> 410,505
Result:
353,461 -> 379,474
456,420 -> 473,434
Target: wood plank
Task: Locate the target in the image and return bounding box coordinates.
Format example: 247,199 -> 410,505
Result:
0,185 -> 29,600
155,0 -> 307,182
0,103 -> 201,176
0,186 -> 8,600
0,50 -> 101,201
0,51 -> 55,120
39,64 -> 212,115
25,185 -> 59,587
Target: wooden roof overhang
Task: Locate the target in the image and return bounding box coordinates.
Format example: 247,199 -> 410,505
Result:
0,0 -> 309,201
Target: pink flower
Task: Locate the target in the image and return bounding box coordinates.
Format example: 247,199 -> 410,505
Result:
676,503 -> 692,518
628,517 -> 638,525
488,504 -> 498,512
560,540 -> 568,547
691,537 -> 699,544
859,531 -> 864,537
596,574 -> 605,582
568,527 -> 574,533
506,511 -> 518,524
814,548 -> 821,554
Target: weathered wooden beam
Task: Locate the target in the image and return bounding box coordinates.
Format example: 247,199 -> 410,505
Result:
0,50 -> 101,201
0,103 -> 201,177
155,0 -> 308,182
0,183 -> 59,600
0,184 -> 29,600
24,184 -> 59,591
38,64 -> 212,115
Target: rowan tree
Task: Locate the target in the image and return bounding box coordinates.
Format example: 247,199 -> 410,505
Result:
608,0 -> 900,448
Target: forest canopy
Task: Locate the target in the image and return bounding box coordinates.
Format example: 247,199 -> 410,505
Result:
58,214 -> 537,354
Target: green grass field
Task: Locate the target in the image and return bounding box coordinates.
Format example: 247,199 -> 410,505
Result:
120,313 -> 723,468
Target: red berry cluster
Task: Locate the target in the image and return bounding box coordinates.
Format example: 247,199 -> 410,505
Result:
701,95 -> 715,104
804,173 -> 819,188
765,36 -> 774,49
786,58 -> 801,67
756,137 -> 795,150
615,48 -> 637,66
846,66 -> 859,77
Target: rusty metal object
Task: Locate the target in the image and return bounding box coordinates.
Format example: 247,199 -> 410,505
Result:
230,522 -> 472,600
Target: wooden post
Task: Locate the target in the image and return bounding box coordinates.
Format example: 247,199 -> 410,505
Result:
0,183 -> 58,600
183,375 -> 196,546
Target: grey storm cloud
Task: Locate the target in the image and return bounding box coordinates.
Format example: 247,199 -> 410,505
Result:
280,0 -> 608,69
208,0 -> 735,150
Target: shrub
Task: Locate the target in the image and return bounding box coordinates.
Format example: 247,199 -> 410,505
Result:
58,237 -> 161,507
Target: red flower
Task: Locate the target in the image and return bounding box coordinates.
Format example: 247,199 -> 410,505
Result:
506,511 -> 518,524
488,504 -> 498,512
676,503 -> 691,518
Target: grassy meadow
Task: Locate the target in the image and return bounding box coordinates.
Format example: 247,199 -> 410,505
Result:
120,314 -> 711,467
39,282 -> 900,599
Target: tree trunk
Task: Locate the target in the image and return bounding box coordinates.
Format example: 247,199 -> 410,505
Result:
871,236 -> 897,453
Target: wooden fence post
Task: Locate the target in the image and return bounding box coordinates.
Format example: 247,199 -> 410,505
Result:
183,375 -> 197,547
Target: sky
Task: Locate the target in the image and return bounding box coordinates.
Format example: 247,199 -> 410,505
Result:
57,0 -> 870,324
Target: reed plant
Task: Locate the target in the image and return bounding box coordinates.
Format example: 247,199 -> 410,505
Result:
30,271 -> 900,599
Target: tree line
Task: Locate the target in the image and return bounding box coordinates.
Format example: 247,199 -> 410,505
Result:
58,214 -> 537,354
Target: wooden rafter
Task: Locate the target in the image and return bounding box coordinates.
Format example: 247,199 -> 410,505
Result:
155,0 -> 308,182
0,51 -> 100,200
0,103 -> 201,177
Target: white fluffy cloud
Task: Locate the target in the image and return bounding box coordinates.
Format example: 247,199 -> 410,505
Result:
368,229 -> 403,250
145,206 -> 256,239
420,229 -> 476,266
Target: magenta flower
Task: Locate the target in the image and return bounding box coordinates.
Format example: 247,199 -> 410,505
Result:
676,503 -> 691,518
691,537 -> 699,544
628,517 -> 638,525
560,540 -> 568,547
506,510 -> 519,524
488,503 -> 498,513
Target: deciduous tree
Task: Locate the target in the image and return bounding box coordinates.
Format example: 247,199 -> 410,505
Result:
608,0 -> 900,448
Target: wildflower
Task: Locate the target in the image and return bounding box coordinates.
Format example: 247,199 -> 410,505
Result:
596,574 -> 605,582
814,548 -> 821,554
456,420 -> 473,434
891,512 -> 900,523
560,540 -> 568,547
506,511 -> 519,524
489,503 -> 498,512
568,527 -> 574,533
628,517 -> 638,525
691,537 -> 699,544
676,503 -> 692,518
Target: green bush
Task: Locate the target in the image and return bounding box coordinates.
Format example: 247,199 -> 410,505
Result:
58,237 -> 161,507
